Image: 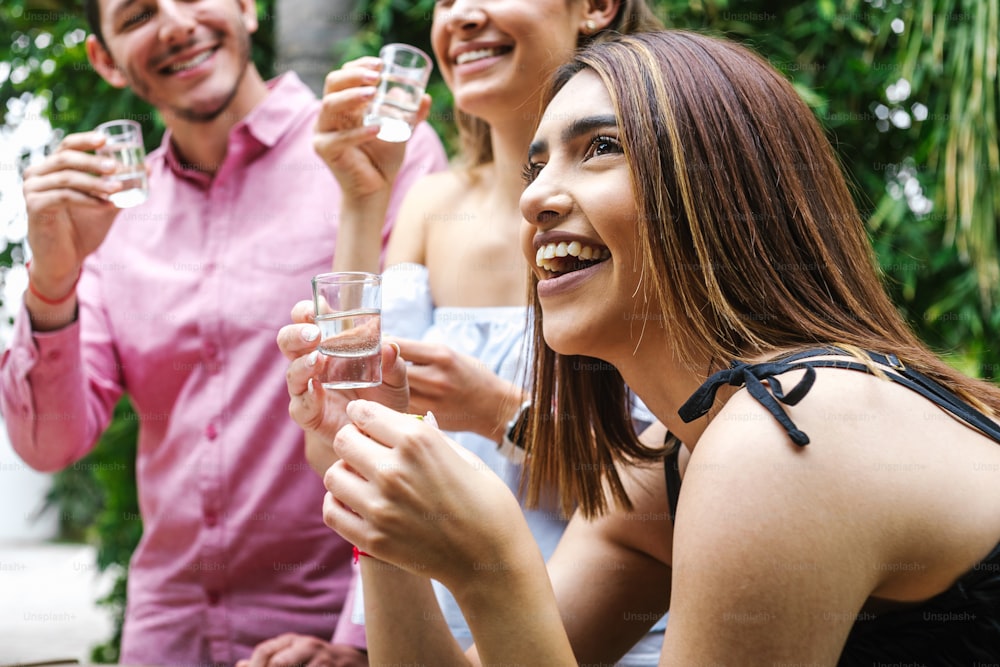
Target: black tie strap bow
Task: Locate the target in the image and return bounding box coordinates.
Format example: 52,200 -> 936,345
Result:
677,360 -> 816,446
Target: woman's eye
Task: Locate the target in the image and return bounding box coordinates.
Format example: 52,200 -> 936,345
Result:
521,161 -> 544,185
585,135 -> 622,159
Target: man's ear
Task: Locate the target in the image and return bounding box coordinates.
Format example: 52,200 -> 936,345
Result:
239,0 -> 259,35
86,34 -> 129,88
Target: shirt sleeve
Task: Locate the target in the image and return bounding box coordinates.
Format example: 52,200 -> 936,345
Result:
0,266 -> 124,472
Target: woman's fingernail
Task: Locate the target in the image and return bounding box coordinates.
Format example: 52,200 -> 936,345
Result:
308,377 -> 315,393
387,340 -> 402,357
307,350 -> 319,367
302,325 -> 320,342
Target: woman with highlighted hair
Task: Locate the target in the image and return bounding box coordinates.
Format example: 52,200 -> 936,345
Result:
321,30 -> 1000,665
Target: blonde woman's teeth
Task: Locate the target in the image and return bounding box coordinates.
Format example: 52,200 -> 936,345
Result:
456,48 -> 503,65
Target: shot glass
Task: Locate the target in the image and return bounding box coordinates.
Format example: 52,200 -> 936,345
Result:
96,119 -> 148,209
363,43 -> 433,143
312,272 -> 382,389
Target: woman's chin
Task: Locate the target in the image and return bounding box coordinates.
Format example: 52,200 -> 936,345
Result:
540,322 -> 590,358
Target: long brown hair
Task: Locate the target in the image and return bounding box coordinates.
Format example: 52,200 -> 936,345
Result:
454,0 -> 665,168
524,30 -> 1000,518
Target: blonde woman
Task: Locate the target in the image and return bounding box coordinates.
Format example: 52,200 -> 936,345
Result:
272,1 -> 668,664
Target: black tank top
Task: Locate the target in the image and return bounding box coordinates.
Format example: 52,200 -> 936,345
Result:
662,347 -> 1000,664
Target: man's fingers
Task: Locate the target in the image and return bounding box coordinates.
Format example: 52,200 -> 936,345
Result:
24,148 -> 116,181
269,642 -> 320,667
245,634 -> 295,667
25,169 -> 120,203
25,187 -> 117,213
56,130 -> 108,151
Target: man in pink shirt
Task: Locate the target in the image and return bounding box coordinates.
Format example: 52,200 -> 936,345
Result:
0,0 -> 446,664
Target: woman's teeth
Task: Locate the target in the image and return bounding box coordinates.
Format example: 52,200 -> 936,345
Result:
535,241 -> 610,273
456,47 -> 505,65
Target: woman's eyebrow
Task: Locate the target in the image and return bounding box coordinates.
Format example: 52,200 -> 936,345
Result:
527,114 -> 618,161
561,114 -> 618,143
527,139 -> 547,161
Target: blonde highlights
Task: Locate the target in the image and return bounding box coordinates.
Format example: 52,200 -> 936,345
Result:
525,31 -> 1000,518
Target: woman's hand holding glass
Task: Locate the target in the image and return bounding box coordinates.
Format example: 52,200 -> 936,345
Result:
278,300 -> 410,468
313,56 -> 432,202
324,398 -> 532,589
396,338 -> 528,439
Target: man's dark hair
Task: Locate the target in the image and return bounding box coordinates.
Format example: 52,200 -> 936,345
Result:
84,0 -> 106,48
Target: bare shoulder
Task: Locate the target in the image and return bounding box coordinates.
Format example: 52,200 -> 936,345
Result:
386,169 -> 468,265
686,365 -> 1000,596
660,366 -> 1000,661
408,169 -> 475,208
662,383 -> 886,662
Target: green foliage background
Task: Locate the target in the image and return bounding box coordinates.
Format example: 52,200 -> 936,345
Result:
1,0 -> 997,660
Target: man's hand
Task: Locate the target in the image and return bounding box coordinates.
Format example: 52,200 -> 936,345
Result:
24,131 -> 123,278
238,634 -> 367,667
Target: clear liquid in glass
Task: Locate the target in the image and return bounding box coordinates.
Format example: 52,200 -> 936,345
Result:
315,309 -> 382,388
100,143 -> 148,208
364,75 -> 422,143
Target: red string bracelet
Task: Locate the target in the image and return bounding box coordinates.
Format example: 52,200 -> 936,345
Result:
25,260 -> 81,306
352,546 -> 372,563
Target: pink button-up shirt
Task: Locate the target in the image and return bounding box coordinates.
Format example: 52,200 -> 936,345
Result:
0,72 -> 446,665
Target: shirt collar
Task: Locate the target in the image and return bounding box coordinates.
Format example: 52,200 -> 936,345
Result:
160,72 -> 318,180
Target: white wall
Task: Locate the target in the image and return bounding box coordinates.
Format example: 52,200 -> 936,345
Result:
0,417 -> 58,542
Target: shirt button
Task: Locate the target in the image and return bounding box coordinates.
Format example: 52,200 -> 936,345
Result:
206,590 -> 221,606
205,424 -> 218,440
204,511 -> 218,527
205,343 -> 218,359
46,350 -> 61,362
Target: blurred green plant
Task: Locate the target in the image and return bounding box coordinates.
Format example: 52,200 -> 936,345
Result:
38,397 -> 142,663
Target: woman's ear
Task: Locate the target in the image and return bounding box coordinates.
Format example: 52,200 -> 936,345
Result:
581,0 -> 622,34
86,34 -> 129,89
